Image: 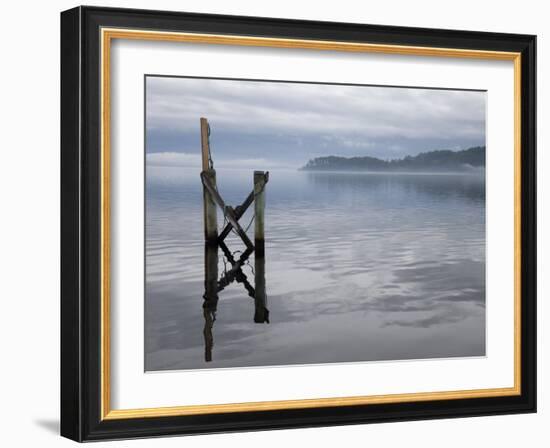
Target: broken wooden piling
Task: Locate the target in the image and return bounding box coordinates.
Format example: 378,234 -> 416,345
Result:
202,170 -> 218,243
200,117 -> 218,243
199,118 -> 271,360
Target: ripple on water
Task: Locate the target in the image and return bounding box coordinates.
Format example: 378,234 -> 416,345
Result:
145,169 -> 486,370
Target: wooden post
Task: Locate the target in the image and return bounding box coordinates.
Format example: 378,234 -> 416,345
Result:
254,252 -> 269,323
254,171 -> 268,255
202,170 -> 218,243
200,117 -> 210,172
203,243 -> 219,362
200,118 -> 218,243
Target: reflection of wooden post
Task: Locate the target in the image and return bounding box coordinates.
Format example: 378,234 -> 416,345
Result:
204,243 -> 218,305
254,171 -> 267,255
203,309 -> 215,362
200,118 -> 218,243
254,252 -> 269,323
203,243 -> 219,362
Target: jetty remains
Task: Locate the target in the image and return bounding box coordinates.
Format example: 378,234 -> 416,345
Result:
199,117 -> 270,362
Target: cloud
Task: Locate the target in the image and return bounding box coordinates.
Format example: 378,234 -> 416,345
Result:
145,76 -> 486,163
147,77 -> 485,138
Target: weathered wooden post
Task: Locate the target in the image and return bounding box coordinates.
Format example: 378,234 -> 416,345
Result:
202,243 -> 219,362
201,117 -> 218,243
201,117 -> 218,361
254,171 -> 268,255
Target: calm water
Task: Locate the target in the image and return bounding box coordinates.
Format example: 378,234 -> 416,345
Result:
145,167 -> 486,371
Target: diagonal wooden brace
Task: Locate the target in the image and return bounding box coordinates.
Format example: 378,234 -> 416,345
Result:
201,171 -> 254,250
218,190 -> 254,242
219,171 -> 269,243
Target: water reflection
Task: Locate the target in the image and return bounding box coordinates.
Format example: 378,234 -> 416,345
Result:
304,171 -> 485,204
145,168 -> 485,371
202,242 -> 269,362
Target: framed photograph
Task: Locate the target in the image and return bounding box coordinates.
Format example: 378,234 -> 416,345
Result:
60,6 -> 536,441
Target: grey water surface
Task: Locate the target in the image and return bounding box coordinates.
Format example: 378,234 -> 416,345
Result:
145,167 -> 485,371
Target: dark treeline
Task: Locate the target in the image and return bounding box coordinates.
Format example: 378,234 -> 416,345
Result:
301,146 -> 485,172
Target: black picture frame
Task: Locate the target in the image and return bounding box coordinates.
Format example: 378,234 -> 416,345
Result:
61,5 -> 536,442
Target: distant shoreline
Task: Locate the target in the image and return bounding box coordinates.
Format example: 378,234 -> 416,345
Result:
300,146 -> 485,173
299,169 -> 485,176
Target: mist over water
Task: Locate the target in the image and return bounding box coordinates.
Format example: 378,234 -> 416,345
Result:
145,167 -> 485,371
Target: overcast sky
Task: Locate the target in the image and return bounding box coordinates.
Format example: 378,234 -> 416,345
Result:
146,76 -> 486,170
